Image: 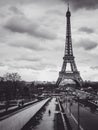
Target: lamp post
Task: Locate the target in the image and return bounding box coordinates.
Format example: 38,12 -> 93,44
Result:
77,96 -> 80,130
65,92 -> 68,109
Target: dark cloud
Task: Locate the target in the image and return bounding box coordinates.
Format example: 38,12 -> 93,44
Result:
4,60 -> 45,71
49,69 -> 57,72
61,0 -> 98,10
0,0 -> 61,6
0,62 -> 5,67
0,0 -> 98,10
4,16 -> 36,33
78,27 -> 94,34
7,59 -> 56,71
9,40 -> 46,51
90,66 -> 98,70
16,57 -> 41,62
46,9 -> 64,16
0,0 -> 36,6
4,15 -> 57,40
8,64 -> 44,71
76,39 -> 98,50
9,6 -> 24,15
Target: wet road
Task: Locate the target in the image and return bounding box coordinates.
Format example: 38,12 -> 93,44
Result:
69,101 -> 98,130
25,98 -> 56,130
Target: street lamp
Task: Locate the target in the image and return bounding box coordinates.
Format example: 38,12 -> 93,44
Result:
65,91 -> 68,110
77,95 -> 80,130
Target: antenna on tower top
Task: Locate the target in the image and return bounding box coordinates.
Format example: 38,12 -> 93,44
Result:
67,0 -> 69,11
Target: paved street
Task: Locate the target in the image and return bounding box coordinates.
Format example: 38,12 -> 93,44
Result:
68,101 -> 98,130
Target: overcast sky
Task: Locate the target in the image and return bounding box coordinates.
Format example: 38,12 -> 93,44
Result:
0,0 -> 98,81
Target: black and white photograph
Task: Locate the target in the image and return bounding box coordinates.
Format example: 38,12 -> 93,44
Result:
0,0 -> 98,130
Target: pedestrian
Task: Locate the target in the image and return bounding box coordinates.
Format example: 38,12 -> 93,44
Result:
48,109 -> 51,115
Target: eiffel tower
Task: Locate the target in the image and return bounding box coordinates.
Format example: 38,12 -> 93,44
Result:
56,5 -> 83,87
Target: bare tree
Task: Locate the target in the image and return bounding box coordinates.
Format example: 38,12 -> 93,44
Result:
4,72 -> 21,82
3,73 -> 21,111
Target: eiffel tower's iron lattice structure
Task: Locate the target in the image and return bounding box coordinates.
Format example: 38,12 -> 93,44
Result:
56,6 -> 83,86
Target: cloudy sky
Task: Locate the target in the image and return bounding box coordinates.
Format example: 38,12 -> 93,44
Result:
0,0 -> 98,81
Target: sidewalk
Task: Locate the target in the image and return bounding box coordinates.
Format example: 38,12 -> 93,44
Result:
0,99 -> 38,120
0,98 -> 50,130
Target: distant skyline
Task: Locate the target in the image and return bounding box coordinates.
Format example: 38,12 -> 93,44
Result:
0,0 -> 98,81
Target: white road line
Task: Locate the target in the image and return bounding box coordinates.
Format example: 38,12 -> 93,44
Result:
67,108 -> 84,130
71,113 -> 84,130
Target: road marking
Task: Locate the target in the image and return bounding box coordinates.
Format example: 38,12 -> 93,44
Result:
71,113 -> 84,130
67,108 -> 84,130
